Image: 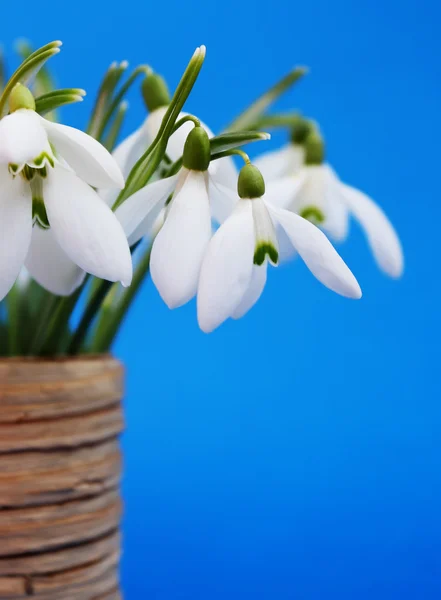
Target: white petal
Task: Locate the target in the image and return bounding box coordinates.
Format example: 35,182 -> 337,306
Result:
210,155 -> 238,187
0,109 -> 49,166
264,173 -> 307,209
116,174 -> 178,246
269,204 -> 362,299
209,178 -> 238,224
254,144 -> 304,181
0,167 -> 33,300
252,197 -> 279,265
43,166 -> 132,286
150,170 -> 211,308
112,124 -> 148,180
41,117 -> 124,189
232,263 -> 267,320
340,182 -> 404,278
197,200 -> 255,333
321,165 -> 349,242
25,226 -> 86,296
276,224 -> 297,263
100,125 -> 149,208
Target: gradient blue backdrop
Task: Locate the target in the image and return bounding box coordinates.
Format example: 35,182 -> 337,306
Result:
2,1 -> 440,597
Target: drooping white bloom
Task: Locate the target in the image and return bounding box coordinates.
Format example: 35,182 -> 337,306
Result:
263,127 -> 404,278
116,126 -> 237,309
267,162 -> 404,278
197,164 -> 362,333
0,93 -> 132,300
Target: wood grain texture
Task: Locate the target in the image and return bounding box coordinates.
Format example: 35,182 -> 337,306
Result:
0,356 -> 124,599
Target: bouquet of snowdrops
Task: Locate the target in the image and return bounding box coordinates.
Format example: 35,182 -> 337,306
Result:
0,41 -> 403,357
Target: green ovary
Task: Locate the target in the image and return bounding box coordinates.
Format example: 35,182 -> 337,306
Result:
299,205 -> 325,225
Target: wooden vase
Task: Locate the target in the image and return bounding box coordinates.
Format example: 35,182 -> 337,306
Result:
0,356 -> 124,599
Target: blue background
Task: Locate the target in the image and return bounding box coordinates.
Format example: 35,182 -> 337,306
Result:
2,0 -> 440,597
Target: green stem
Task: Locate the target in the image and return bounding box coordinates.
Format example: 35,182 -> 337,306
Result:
7,284 -> 21,356
95,65 -> 151,141
33,285 -> 85,356
67,280 -> 113,355
87,62 -> 128,138
26,293 -> 59,355
103,102 -> 128,151
91,248 -> 152,352
171,114 -> 200,133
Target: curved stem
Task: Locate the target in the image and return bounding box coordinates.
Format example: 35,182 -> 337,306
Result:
90,247 -> 152,353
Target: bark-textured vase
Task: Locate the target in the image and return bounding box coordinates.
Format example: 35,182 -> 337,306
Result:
0,356 -> 124,599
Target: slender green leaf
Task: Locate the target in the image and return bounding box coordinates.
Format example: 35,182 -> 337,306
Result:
0,43 -> 61,116
35,88 -> 86,115
225,66 -> 307,132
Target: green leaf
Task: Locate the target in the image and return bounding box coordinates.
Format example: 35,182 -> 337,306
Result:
113,45 -> 206,210
210,131 -> 270,154
15,39 -> 57,97
0,41 -> 62,116
35,88 -> 86,115
103,101 -> 128,151
224,66 -> 307,132
87,61 -> 129,139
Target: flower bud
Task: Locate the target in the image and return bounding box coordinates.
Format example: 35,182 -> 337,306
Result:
142,73 -> 170,112
238,164 -> 265,199
182,126 -> 211,171
290,119 -> 313,145
304,130 -> 325,165
9,83 -> 35,112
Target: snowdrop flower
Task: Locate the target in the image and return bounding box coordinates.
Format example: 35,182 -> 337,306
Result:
266,128 -> 404,278
106,65 -> 237,211
116,124 -> 236,308
197,163 -> 362,333
0,84 -> 132,299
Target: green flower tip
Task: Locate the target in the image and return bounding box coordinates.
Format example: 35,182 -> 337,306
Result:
142,73 -> 170,112
9,83 -> 35,112
290,118 -> 313,145
238,164 -> 265,199
254,242 -> 278,266
300,205 -> 325,224
304,130 -> 325,165
183,125 -> 211,171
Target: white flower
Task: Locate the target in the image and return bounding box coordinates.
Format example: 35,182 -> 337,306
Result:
261,125 -> 404,278
0,101 -> 132,300
267,162 -> 404,278
106,105 -> 237,216
197,165 -> 362,334
115,126 -> 237,309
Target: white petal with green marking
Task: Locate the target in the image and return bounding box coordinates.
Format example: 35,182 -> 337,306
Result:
252,197 -> 279,266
